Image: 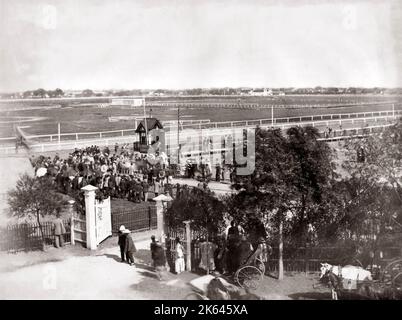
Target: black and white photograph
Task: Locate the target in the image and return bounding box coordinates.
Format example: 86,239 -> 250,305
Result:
1,0 -> 402,302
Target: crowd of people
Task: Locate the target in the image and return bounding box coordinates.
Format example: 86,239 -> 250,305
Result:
116,221 -> 271,283
29,144 -> 178,202
189,222 -> 271,276
29,143 -> 236,203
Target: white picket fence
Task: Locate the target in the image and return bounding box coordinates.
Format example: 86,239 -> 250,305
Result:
0,109 -> 400,155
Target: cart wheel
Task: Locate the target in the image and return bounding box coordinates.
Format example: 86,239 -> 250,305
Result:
235,266 -> 263,290
381,258 -> 402,284
392,271 -> 402,289
184,292 -> 207,300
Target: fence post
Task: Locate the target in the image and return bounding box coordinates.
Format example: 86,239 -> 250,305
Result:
305,246 -> 310,276
183,220 -> 192,271
70,216 -> 75,245
154,200 -> 166,244
68,200 -> 75,245
148,207 -> 152,230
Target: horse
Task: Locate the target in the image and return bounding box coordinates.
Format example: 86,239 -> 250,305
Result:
320,263 -> 372,300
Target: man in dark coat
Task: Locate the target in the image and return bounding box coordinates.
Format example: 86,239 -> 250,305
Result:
227,221 -> 240,274
53,211 -> 66,248
215,164 -> 221,182
154,242 -> 167,280
150,235 -> 157,267
124,229 -> 137,266
142,180 -> 149,201
118,225 -> 127,262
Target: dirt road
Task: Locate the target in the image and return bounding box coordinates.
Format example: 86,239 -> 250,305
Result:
0,234 -> 330,300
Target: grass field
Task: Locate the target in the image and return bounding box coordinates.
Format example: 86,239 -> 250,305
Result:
0,95 -> 401,139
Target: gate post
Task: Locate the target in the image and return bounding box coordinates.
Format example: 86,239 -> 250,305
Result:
68,200 -> 75,245
155,201 -> 165,244
81,185 -> 98,250
183,220 -> 191,271
153,194 -> 173,245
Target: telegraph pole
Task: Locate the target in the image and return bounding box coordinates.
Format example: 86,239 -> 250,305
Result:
58,122 -> 61,146
177,104 -> 180,164
143,97 -> 148,145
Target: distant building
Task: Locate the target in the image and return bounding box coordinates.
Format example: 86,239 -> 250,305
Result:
250,88 -> 272,96
134,118 -> 164,153
111,98 -> 145,107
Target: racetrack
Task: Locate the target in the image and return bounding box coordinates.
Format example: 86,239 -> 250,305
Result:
0,95 -> 401,140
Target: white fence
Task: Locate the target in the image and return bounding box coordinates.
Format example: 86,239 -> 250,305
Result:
27,128 -> 137,144
165,110 -> 402,131
0,110 -> 401,155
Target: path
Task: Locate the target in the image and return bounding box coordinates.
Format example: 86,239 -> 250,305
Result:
0,235 -> 197,300
0,234 -> 329,300
171,177 -> 234,195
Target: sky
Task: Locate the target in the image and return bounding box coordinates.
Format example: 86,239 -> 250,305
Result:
0,0 -> 401,92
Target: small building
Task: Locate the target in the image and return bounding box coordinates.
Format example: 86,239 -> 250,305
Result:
134,118 -> 164,153
111,98 -> 144,107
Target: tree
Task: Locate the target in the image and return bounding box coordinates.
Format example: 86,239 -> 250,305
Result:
334,121 -> 402,258
166,187 -> 226,237
7,174 -> 67,249
23,90 -> 33,98
226,126 -> 337,279
82,89 -> 94,97
54,88 -> 64,97
33,88 -> 46,98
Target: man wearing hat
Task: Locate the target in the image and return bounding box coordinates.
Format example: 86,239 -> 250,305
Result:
118,225 -> 127,262
124,229 -> 137,266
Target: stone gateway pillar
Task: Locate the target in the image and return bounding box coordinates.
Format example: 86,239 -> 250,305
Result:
153,194 -> 173,245
183,220 -> 192,271
81,185 -> 98,250
155,200 -> 165,244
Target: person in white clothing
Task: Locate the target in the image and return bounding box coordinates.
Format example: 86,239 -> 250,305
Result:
175,237 -> 185,274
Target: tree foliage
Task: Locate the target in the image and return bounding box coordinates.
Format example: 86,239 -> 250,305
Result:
227,126 -> 337,246
166,186 -> 226,237
336,121 -> 402,248
7,174 -> 67,245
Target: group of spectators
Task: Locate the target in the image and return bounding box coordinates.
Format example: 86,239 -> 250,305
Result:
184,160 -> 235,183
29,144 -> 177,202
164,221 -> 271,277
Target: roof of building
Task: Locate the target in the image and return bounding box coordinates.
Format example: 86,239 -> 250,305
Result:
135,118 -> 163,132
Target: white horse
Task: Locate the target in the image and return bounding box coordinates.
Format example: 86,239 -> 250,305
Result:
319,263 -> 372,300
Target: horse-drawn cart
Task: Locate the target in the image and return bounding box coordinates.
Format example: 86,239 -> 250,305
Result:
317,259 -> 402,300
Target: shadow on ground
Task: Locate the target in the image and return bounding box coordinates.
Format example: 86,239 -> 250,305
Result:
103,253 -> 122,263
288,291 -> 331,300
0,258 -> 64,273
